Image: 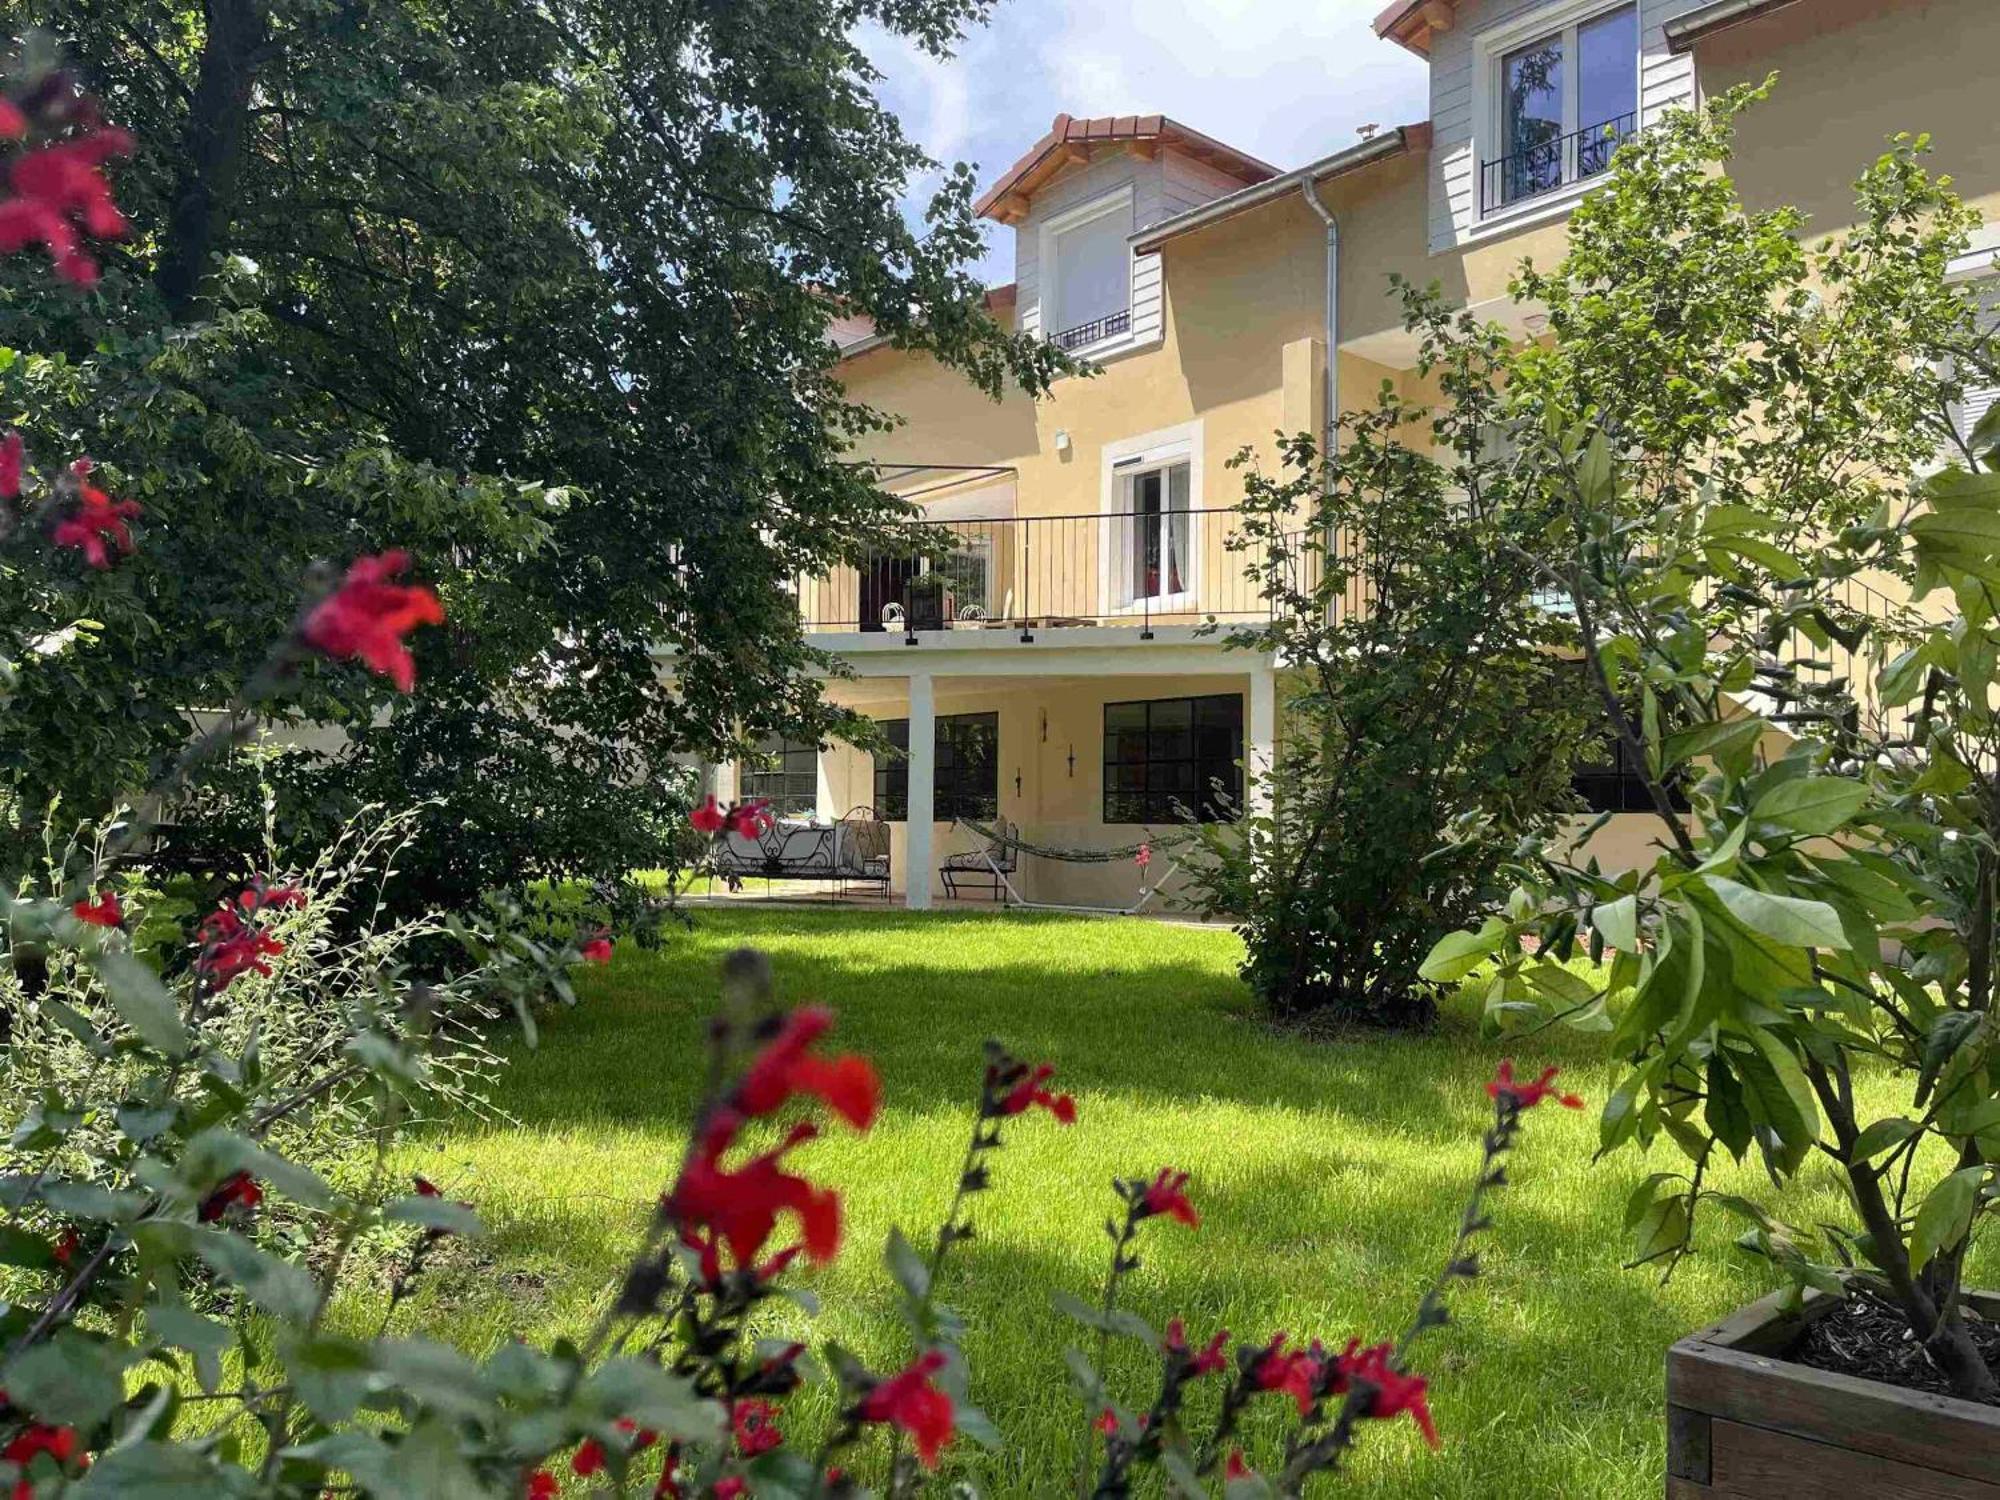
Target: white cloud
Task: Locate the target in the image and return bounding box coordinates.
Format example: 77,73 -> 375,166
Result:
865,0 -> 1429,283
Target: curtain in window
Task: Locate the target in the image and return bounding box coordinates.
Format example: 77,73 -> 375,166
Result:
1164,461 -> 1190,596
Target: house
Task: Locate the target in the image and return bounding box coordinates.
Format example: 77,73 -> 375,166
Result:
718,0 -> 2000,909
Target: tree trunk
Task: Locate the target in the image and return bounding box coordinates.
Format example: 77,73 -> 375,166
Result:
155,0 -> 268,316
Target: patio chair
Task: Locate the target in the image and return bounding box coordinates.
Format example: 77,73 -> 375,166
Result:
837,806 -> 891,899
940,816 -> 1017,903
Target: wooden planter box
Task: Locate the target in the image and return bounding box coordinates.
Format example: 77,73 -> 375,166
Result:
1668,1286 -> 2000,1497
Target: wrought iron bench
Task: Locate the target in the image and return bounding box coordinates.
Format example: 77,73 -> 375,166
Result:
709,807 -> 890,898
939,816 -> 1018,903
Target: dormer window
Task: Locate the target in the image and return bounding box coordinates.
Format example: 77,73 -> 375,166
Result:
1042,189 -> 1134,351
1482,2 -> 1637,215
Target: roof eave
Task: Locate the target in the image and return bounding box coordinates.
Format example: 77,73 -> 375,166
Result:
1663,0 -> 1807,53
1131,124 -> 1431,256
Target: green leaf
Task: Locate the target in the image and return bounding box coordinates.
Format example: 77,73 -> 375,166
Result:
1750,777 -> 1868,836
1524,963 -> 1598,1007
1701,877 -> 1848,950
1705,1055 -> 1753,1160
1851,1117 -> 1919,1164
1911,1167 -> 1986,1272
181,1129 -> 335,1213
1631,1193 -> 1690,1264
74,1443 -> 230,1497
192,1229 -> 318,1325
4,1332 -> 133,1428
86,950 -> 189,1057
1417,918 -> 1509,983
884,1225 -> 931,1304
1592,895 -> 1638,953
1917,1011 -> 1983,1108
1747,1032 -> 1822,1150
1662,715 -> 1767,779
145,1302 -> 233,1395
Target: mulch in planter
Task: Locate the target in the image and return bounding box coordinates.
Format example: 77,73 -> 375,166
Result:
1790,1287 -> 2000,1405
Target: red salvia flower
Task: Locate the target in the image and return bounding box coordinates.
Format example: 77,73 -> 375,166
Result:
731,1398 -> 782,1456
653,1441 -> 685,1499
413,1176 -> 441,1198
666,1117 -> 842,1269
0,431 -> 21,499
855,1351 -> 955,1469
572,1438 -> 608,1477
71,890 -> 122,927
0,100 -> 25,142
525,1470 -> 558,1500
1485,1059 -> 1583,1111
580,932 -> 614,964
51,1229 -> 78,1267
616,1417 -> 658,1453
690,795 -> 727,835
713,1480 -> 746,1500
727,799 -> 776,839
996,1062 -> 1076,1124
1140,1168 -> 1199,1229
300,550 -> 445,693
197,1171 -> 263,1222
1251,1334 -> 1324,1418
1225,1449 -> 1252,1481
1164,1317 -> 1229,1377
0,125 -> 132,284
50,461 -> 140,569
4,1423 -> 79,1468
1332,1340 -> 1439,1448
194,907 -> 286,990
237,881 -> 305,915
738,1005 -> 880,1130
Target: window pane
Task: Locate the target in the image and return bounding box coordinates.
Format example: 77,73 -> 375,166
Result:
1053,205 -> 1132,338
1502,37 -> 1563,201
1578,4 -> 1637,176
1102,695 -> 1242,825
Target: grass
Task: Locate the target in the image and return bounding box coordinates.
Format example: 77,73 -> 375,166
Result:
354,907 -> 1979,1496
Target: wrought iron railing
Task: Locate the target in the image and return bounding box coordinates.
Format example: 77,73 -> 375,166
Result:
1050,309 -> 1132,350
1480,112 -> 1637,217
789,511 -> 1343,637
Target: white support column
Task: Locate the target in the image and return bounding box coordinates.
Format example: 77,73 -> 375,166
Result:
1247,666 -> 1276,820
905,672 -> 936,910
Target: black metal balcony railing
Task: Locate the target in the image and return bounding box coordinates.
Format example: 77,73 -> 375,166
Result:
1051,309 -> 1132,350
789,511 -> 1347,636
1480,112 -> 1637,217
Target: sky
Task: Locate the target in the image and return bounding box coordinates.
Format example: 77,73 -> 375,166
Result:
859,0 -> 1429,287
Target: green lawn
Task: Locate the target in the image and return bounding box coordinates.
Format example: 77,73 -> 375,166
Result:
365,908 -> 1951,1496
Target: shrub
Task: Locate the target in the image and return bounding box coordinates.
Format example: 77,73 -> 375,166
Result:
1421,84 -> 2000,1399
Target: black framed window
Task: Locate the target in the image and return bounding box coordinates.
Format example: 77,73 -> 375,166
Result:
872,713 -> 1000,822
1103,694 -> 1242,824
1568,672 -> 1691,814
743,734 -> 818,818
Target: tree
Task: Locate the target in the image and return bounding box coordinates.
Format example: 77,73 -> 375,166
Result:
1181,292 -> 1591,1025
1420,83 -> 2000,1399
0,3 -> 1067,906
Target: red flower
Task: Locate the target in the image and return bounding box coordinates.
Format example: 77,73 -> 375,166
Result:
1251,1334 -> 1324,1418
855,1351 -> 955,1469
1225,1449 -> 1251,1481
1485,1059 -> 1583,1112
581,933 -> 614,964
237,881 -> 305,915
71,890 -> 122,928
727,799 -> 776,839
301,550 -> 445,693
617,1417 -> 659,1453
1332,1341 -> 1438,1448
0,431 -> 21,499
573,1438 -> 609,1477
666,1117 -> 842,1270
996,1062 -> 1075,1124
690,795 -> 727,835
1140,1169 -> 1199,1229
1135,841 -> 1152,870
0,100 -> 24,143
731,1397 -> 782,1456
51,1229 -> 78,1267
1164,1317 -> 1229,1377
526,1470 -> 558,1500
653,1442 -> 685,1499
197,1171 -> 264,1222
4,1422 -> 80,1490
414,1176 -> 442,1198
738,1005 -> 880,1131
50,461 -> 140,569
0,126 -> 132,284
194,907 -> 285,991
714,1481 -> 746,1500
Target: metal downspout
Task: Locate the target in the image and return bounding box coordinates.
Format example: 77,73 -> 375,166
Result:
1300,177 -> 1339,627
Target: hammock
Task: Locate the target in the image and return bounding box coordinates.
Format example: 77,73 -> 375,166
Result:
953,817 -> 1191,915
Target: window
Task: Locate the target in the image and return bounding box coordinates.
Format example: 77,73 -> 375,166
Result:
1950,278 -> 2000,459
1045,193 -> 1133,350
742,734 -> 818,818
872,713 -> 1000,821
1103,694 -> 1242,824
1114,456 -> 1192,605
1567,673 -> 1690,813
1485,4 -> 1637,214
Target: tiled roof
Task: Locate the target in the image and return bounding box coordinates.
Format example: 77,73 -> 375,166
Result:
1374,0 -> 1459,56
972,114 -> 1277,222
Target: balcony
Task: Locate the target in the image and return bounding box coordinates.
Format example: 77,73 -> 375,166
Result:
790,510 -> 1334,637
1050,309 -> 1132,351
1480,112 -> 1636,218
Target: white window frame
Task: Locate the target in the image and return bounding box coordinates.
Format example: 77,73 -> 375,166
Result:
1471,0 -> 1639,226
1038,185 -> 1136,355
1097,422 -> 1203,617
1940,248 -> 2000,472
